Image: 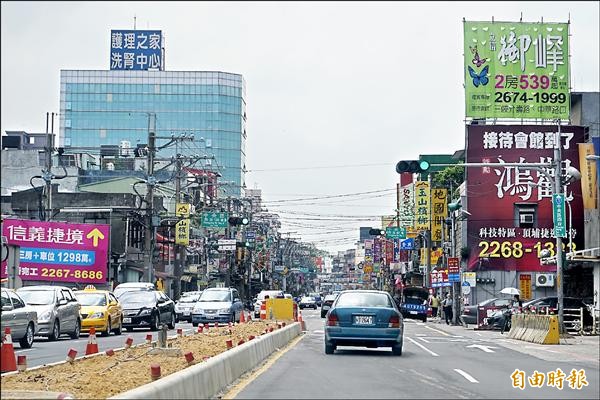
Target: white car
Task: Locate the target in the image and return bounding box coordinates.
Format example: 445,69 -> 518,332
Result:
175,292 -> 201,322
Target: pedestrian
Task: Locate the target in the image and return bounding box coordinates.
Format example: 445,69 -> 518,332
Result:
442,293 -> 454,325
429,292 -> 439,319
513,294 -> 522,308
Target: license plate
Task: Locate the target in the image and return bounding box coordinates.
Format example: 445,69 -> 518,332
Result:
323,306 -> 330,310
410,311 -> 418,315
123,318 -> 131,323
183,311 -> 190,316
354,315 -> 373,325
207,315 -> 215,319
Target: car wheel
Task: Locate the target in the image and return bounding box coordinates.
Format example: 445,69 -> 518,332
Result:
19,322 -> 35,349
321,312 -> 326,318
69,320 -> 81,339
392,343 -> 403,356
325,342 -> 335,355
125,327 -> 133,332
49,320 -> 60,341
114,317 -> 123,335
175,315 -> 180,323
167,313 -> 176,329
422,316 -> 427,323
150,313 -> 160,331
102,318 -> 111,337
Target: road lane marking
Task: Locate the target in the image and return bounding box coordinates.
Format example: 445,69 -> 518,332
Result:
417,337 -> 431,343
312,330 -> 324,334
425,325 -> 451,336
406,337 -> 439,356
15,349 -> 33,353
454,368 -> 479,383
466,344 -> 496,353
475,332 -> 482,336
415,333 -> 427,336
221,333 -> 305,399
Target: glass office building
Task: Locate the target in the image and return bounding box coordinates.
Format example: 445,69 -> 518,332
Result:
59,70 -> 246,196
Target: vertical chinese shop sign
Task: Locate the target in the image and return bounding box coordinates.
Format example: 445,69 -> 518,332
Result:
464,21 -> 569,120
414,181 -> 430,232
1,219 -> 109,284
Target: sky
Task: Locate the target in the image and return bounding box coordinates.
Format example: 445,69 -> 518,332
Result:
2,1 -> 599,254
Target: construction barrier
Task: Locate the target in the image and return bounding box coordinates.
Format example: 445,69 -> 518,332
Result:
265,298 -> 294,320
507,314 -> 559,345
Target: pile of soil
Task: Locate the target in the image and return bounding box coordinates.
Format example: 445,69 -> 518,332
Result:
1,320 -> 286,399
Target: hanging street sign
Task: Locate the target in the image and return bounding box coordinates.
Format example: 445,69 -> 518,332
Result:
386,227 -> 406,239
201,212 -> 229,228
552,194 -> 566,238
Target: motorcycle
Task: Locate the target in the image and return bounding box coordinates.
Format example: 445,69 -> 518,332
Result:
487,307 -> 514,333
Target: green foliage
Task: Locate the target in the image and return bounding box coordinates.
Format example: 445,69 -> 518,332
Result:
432,164 -> 465,198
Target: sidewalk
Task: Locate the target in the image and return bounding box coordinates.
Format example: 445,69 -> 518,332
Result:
426,318 -> 600,366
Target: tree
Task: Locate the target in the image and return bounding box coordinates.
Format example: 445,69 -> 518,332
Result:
432,164 -> 465,198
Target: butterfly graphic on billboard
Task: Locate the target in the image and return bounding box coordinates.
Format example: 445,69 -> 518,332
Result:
468,65 -> 489,87
469,45 -> 486,68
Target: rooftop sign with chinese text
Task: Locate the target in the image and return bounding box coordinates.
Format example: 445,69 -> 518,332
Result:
110,30 -> 162,70
1,219 -> 109,284
464,21 -> 569,120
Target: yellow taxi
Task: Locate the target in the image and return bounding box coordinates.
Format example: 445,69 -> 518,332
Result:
73,285 -> 123,336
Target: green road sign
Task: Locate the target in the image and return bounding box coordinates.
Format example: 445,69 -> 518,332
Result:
386,226 -> 406,239
201,212 -> 229,228
552,194 -> 566,238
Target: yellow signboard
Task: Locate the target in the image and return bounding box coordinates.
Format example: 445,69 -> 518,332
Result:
431,188 -> 448,243
579,143 -> 598,210
175,203 -> 191,246
519,274 -> 532,300
414,181 -> 430,232
420,248 -> 443,266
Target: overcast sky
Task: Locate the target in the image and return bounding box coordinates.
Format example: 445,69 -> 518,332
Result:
2,1 -> 599,254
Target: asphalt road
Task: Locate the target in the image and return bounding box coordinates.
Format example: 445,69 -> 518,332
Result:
13,321 -> 195,369
229,309 -> 600,399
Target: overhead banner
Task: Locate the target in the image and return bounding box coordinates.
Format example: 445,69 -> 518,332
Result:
1,219 -> 109,284
399,183 -> 415,228
414,181 -> 430,232
464,21 -> 569,120
465,125 -> 585,272
431,188 -> 448,244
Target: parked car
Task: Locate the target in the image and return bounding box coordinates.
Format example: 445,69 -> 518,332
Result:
523,296 -> 593,328
299,296 -> 318,310
253,290 -> 284,318
17,285 -> 81,340
399,286 -> 429,322
119,290 -> 175,331
460,297 -> 511,326
73,286 -> 123,336
1,288 -> 37,348
192,287 -> 244,326
113,282 -> 155,299
175,292 -> 202,322
321,294 -> 337,318
324,290 -> 403,355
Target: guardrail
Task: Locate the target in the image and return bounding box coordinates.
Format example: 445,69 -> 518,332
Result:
507,314 -> 559,344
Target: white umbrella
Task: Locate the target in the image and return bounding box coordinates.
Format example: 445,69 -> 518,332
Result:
500,287 -> 520,296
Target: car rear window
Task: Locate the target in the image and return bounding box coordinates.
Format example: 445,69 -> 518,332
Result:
336,292 -> 392,308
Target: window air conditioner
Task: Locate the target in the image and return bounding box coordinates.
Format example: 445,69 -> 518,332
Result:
519,214 -> 534,224
536,273 -> 555,287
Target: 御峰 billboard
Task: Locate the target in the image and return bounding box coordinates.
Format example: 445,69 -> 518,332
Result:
465,125 -> 585,272
1,219 -> 110,284
464,21 -> 569,120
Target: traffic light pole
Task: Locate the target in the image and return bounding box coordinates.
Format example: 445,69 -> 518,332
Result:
145,114 -> 157,284
554,123 -> 565,333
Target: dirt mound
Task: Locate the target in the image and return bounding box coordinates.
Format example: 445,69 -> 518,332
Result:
1,321 -> 285,399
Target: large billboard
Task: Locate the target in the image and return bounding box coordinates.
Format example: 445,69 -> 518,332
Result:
464,21 -> 569,120
110,30 -> 162,70
465,125 -> 585,272
1,219 -> 110,284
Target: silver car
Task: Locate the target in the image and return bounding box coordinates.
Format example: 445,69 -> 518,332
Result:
1,288 -> 37,348
17,286 -> 81,340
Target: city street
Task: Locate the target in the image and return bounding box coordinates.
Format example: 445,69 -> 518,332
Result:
227,309 -> 600,399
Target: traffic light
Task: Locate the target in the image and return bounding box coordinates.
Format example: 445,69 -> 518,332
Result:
228,216 -> 249,226
395,160 -> 431,174
369,228 -> 385,236
448,201 -> 462,212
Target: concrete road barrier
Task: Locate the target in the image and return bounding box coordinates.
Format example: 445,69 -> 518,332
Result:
111,322 -> 302,399
508,314 -> 559,344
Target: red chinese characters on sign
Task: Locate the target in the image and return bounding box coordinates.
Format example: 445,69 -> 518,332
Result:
431,269 -> 450,288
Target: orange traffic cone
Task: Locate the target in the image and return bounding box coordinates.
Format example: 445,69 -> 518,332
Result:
1,327 -> 17,373
240,311 -> 246,324
85,327 -> 99,355
260,301 -> 267,320
298,312 -> 306,331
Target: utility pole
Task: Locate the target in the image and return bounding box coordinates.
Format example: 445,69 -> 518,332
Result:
44,112 -> 55,221
174,154 -> 183,299
554,122 -> 565,333
226,197 -> 232,287
144,113 -> 157,283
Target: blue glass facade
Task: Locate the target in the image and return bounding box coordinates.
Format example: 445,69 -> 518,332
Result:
59,70 -> 246,196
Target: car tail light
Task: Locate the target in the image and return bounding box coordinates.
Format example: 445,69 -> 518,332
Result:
388,314 -> 400,328
327,312 -> 338,327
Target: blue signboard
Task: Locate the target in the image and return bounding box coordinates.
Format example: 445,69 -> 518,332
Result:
400,238 -> 414,251
448,273 -> 460,282
110,30 -> 162,70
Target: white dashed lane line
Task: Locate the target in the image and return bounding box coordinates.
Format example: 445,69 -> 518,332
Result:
454,368 -> 479,383
406,337 -> 439,356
